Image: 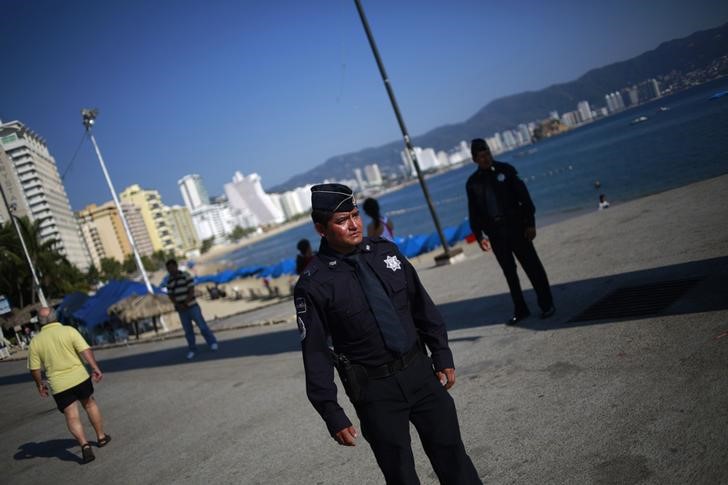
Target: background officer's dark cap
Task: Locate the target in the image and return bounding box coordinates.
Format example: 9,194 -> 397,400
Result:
471,138 -> 490,158
311,183 -> 355,212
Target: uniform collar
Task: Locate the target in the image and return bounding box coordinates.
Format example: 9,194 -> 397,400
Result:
318,238 -> 373,270
41,322 -> 62,331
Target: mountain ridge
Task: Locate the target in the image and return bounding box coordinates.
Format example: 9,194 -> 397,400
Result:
269,22 -> 728,193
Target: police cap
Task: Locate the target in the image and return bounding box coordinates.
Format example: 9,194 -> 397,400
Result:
311,183 -> 355,212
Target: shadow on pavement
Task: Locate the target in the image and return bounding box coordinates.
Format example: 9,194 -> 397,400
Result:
1,257 -> 726,385
440,256 -> 728,332
14,439 -> 82,464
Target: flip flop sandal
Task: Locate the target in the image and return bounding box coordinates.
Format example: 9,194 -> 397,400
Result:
81,444 -> 95,463
97,434 -> 112,447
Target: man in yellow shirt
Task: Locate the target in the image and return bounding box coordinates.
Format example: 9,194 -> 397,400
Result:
27,307 -> 111,463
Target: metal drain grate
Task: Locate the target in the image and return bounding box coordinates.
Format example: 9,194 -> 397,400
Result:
569,278 -> 700,323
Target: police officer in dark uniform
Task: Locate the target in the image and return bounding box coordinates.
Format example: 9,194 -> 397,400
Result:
466,138 -> 556,325
294,183 -> 481,485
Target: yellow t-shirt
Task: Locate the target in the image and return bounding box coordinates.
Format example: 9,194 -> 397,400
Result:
27,322 -> 90,394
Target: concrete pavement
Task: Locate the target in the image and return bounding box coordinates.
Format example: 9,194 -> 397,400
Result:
1,175 -> 727,484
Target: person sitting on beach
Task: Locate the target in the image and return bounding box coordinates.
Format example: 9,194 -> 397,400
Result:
598,194 -> 610,210
27,307 -> 111,463
362,197 -> 394,241
295,238 -> 316,275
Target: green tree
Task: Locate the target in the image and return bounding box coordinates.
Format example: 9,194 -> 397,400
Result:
0,217 -> 87,308
200,237 -> 215,254
99,257 -> 124,281
122,253 -> 137,275
86,264 -> 100,286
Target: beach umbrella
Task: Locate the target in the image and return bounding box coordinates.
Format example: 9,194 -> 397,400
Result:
108,293 -> 175,339
108,293 -> 174,321
0,300 -> 62,330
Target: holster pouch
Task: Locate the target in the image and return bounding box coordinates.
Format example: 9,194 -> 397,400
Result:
331,351 -> 368,403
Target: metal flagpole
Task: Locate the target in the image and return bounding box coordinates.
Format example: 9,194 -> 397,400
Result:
81,109 -> 155,294
0,182 -> 48,306
353,0 -> 463,265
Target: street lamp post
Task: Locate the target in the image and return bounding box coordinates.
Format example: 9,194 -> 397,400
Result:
353,0 -> 464,266
0,182 -> 48,307
81,109 -> 155,294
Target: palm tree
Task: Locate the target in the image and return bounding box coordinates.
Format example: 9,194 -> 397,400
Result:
0,217 -> 87,308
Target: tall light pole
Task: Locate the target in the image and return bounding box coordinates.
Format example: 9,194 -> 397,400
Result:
353,0 -> 463,266
0,182 -> 48,307
81,109 -> 154,294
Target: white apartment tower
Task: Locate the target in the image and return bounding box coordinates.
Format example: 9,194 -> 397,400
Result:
0,120 -> 91,270
178,174 -> 210,212
364,163 -> 383,186
577,101 -> 593,123
224,171 -> 284,226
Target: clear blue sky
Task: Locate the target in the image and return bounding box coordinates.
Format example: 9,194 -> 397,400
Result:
2,0 -> 726,210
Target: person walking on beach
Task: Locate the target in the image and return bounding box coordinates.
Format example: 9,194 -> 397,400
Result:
294,183 -> 481,484
166,259 -> 218,360
27,307 -> 111,463
295,238 -> 316,275
466,138 -> 556,325
362,197 -> 395,241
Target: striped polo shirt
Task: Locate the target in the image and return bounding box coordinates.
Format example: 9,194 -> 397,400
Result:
167,270 -> 196,305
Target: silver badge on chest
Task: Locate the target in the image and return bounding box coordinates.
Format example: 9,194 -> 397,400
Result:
384,255 -> 402,272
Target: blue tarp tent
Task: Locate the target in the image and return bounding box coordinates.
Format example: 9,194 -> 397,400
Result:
56,291 -> 89,324
72,280 -> 162,329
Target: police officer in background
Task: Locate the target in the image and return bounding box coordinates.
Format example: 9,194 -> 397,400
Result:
294,184 -> 481,485
466,138 -> 556,325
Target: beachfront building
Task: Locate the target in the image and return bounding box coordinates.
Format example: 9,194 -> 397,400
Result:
354,168 -> 366,191
121,202 -> 155,257
77,200 -> 155,265
577,101 -> 593,123
190,202 -> 242,244
0,120 -> 91,270
224,171 -> 284,227
78,202 -> 135,267
401,147 -> 440,177
120,184 -> 175,254
605,91 -> 626,113
364,163 -> 383,187
178,174 -> 210,212
277,190 -> 305,220
165,205 -> 199,256
485,135 -> 503,154
446,141 -> 471,165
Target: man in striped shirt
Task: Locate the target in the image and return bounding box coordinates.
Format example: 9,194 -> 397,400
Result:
166,259 -> 218,360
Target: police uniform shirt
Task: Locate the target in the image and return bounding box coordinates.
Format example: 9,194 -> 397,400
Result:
294,237 -> 454,436
466,160 -> 536,239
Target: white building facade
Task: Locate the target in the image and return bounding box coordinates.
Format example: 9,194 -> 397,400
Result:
0,120 -> 90,270
224,171 -> 284,226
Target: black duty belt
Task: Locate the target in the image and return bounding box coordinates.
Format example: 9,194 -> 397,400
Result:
363,345 -> 423,379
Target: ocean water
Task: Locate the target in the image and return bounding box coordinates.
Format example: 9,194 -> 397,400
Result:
217,78 -> 728,269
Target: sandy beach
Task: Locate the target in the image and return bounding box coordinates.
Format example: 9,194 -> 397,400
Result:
1,174 -> 726,484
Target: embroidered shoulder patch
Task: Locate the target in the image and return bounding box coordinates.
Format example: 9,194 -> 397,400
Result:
295,297 -> 307,314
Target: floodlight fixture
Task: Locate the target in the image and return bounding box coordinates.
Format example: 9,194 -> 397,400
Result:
81,108 -> 98,130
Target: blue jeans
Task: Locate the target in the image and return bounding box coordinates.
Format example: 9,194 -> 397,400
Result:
177,304 -> 216,351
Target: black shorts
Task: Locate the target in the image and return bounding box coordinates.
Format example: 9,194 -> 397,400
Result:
52,378 -> 94,413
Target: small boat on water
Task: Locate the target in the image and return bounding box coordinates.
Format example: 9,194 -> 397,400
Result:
630,116 -> 648,125
657,106 -> 670,112
709,90 -> 727,100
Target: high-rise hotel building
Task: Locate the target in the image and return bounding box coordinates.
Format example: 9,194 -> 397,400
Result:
77,201 -> 154,268
120,184 -> 176,254
0,120 -> 91,270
